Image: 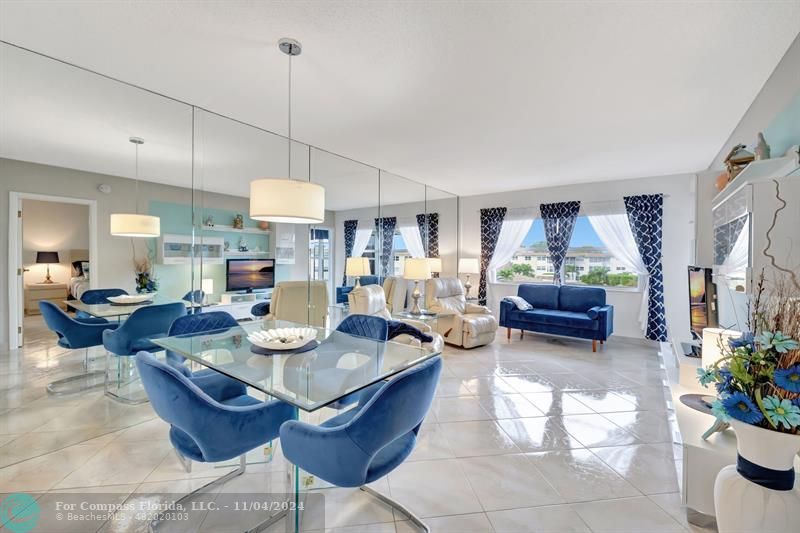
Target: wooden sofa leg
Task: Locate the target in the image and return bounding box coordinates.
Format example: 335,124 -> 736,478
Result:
507,327 -> 511,341
592,339 -> 597,352
600,339 -> 604,345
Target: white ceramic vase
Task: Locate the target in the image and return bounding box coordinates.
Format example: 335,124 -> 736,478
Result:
714,419 -> 800,533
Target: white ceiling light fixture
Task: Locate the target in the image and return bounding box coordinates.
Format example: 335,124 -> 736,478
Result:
250,38 -> 325,224
110,136 -> 161,237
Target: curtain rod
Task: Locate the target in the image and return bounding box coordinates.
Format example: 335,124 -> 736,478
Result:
475,194 -> 671,213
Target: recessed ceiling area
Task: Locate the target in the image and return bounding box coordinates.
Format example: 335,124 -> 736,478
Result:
1,1 -> 798,197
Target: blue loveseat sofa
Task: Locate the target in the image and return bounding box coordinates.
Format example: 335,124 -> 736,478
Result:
499,284 -> 613,351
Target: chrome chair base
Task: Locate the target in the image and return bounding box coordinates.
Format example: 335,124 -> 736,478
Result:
360,485 -> 430,533
47,347 -> 105,395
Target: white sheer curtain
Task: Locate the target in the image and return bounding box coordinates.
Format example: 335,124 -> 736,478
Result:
398,224 -> 426,258
351,227 -> 372,259
488,218 -> 534,283
588,214 -> 649,334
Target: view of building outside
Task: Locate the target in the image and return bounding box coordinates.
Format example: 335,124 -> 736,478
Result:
495,218 -> 639,288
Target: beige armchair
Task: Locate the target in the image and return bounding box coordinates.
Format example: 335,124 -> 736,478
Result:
425,277 -> 497,348
348,284 -> 444,354
266,281 -> 328,327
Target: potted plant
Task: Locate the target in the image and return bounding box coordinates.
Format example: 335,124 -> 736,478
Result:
697,275 -> 799,532
133,256 -> 159,294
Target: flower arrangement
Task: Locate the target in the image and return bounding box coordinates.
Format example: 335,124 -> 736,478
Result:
133,248 -> 158,294
697,274 -> 800,434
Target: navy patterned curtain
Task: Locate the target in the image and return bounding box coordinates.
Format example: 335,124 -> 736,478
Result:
416,213 -> 439,258
342,219 -> 358,285
374,216 -> 397,280
540,201 -> 581,285
479,207 -> 507,305
624,194 -> 667,341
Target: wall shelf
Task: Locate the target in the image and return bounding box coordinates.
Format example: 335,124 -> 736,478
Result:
202,224 -> 271,235
224,251 -> 271,258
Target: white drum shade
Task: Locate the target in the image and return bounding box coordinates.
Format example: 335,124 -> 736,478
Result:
346,257 -> 371,277
250,179 -> 325,224
404,258 -> 432,281
428,257 -> 442,273
110,214 -> 160,238
458,257 -> 480,274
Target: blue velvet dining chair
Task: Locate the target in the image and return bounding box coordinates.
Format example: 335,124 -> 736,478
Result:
136,350 -> 295,531
280,355 -> 442,532
103,302 -> 186,404
75,288 -> 128,320
39,301 -> 119,395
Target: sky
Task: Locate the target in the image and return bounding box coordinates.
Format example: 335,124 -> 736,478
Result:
522,218 -> 603,247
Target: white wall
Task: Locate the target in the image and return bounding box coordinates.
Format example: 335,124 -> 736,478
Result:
21,199 -> 89,285
458,173 -> 697,341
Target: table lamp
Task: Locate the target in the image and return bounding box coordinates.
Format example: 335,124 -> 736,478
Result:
36,251 -> 60,284
458,258 -> 480,299
428,257 -> 442,277
201,278 -> 214,305
403,257 -> 431,315
346,257 -> 370,287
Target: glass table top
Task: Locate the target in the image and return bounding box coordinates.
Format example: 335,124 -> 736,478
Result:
65,296 -> 199,318
153,320 -> 439,412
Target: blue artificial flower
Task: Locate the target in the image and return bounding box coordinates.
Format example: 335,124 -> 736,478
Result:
697,367 -> 716,386
729,332 -> 755,351
774,365 -> 800,393
794,398 -> 800,409
715,367 -> 735,396
762,395 -> 800,430
711,399 -> 731,422
721,392 -> 763,425
756,331 -> 800,354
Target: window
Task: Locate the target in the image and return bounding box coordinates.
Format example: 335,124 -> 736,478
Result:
494,216 -> 639,288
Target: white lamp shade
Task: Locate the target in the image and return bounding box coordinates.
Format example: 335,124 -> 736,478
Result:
459,258 -> 480,274
250,179 -> 325,224
404,258 -> 431,280
110,214 -> 160,238
346,257 -> 370,277
701,327 -> 741,371
428,257 -> 442,273
201,278 -> 214,295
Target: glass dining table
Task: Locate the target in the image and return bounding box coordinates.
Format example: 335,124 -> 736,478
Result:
152,319 -> 440,532
64,296 -> 200,320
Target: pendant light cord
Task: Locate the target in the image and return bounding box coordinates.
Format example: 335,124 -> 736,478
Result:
135,141 -> 139,214
288,51 -> 292,180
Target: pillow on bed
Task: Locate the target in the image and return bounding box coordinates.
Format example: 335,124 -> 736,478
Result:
81,262 -> 91,281
71,261 -> 84,277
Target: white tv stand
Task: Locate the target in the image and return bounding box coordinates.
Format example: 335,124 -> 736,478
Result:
210,292 -> 270,321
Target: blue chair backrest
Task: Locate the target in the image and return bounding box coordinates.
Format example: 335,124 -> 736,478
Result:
360,275 -> 380,286
166,311 -> 239,368
40,300 -> 74,343
343,356 -> 441,455
336,314 -> 389,342
80,288 -> 128,304
105,302 -> 186,355
558,285 -> 606,312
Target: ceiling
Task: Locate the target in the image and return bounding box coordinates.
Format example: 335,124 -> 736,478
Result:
1,1 -> 798,197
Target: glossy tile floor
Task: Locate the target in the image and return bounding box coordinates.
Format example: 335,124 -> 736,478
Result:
1,322 -> 713,532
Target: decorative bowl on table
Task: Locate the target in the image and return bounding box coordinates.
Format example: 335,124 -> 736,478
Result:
247,327 -> 318,351
107,293 -> 156,304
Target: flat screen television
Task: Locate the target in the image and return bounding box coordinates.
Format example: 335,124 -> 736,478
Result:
688,266 -> 718,337
226,258 -> 275,292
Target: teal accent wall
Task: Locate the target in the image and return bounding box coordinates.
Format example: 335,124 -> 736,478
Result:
763,91 -> 800,157
146,200 -> 271,302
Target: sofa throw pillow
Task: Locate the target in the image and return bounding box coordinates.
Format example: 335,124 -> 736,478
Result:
505,296 -> 533,311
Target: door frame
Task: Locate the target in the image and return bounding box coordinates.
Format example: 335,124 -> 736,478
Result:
7,192 -> 98,349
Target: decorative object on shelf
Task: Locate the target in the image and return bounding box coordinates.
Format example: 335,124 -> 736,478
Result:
238,236 -> 248,252
458,258 -> 480,299
250,38 -> 325,224
715,170 -> 731,192
110,137 -> 161,238
258,221 -> 269,231
404,257 -> 432,315
233,214 -> 244,230
754,132 -> 770,160
346,257 -> 370,287
723,144 -> 755,182
203,215 -> 214,227
695,274 -> 800,533
224,240 -> 230,252
35,251 -> 59,284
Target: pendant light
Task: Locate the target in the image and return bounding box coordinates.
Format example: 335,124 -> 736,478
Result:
250,38 -> 325,224
110,137 -> 161,237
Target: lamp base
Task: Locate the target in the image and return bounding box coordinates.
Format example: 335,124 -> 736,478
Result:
42,264 -> 54,283
354,277 -> 361,288
410,281 -> 422,315
464,275 -> 472,298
